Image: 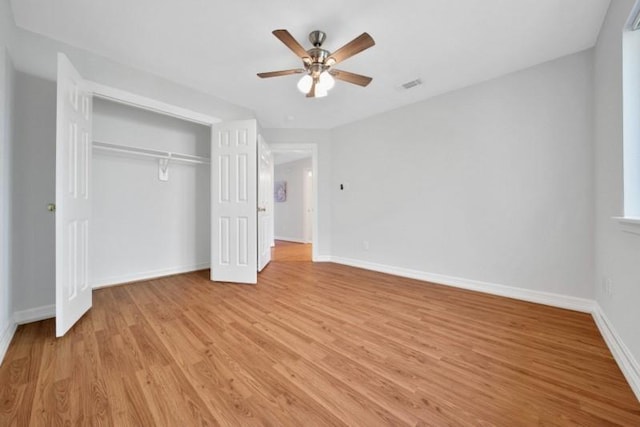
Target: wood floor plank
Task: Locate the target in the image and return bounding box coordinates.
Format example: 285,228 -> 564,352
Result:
1,240 -> 639,426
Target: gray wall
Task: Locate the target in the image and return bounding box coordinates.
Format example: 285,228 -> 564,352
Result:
594,0 -> 640,376
330,50 -> 595,299
0,0 -> 16,358
11,72 -> 56,313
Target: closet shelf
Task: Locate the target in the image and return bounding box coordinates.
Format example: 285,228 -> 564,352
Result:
93,140 -> 210,165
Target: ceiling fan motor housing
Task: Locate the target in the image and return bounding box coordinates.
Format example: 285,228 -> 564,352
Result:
304,31 -> 331,77
309,30 -> 326,47
306,48 -> 330,76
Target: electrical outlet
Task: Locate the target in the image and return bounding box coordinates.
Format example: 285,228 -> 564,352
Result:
363,240 -> 369,251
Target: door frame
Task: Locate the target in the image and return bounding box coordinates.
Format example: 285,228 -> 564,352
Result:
270,143 -> 319,262
257,135 -> 273,272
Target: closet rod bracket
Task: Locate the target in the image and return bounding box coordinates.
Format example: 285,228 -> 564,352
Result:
159,155 -> 171,182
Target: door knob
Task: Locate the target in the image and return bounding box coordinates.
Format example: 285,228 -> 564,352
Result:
47,203 -> 56,212
257,207 -> 266,212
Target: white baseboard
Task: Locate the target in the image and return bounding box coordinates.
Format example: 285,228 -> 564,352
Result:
274,236 -> 310,244
91,263 -> 210,289
329,256 -> 595,313
11,265 -> 210,326
313,255 -> 332,262
592,304 -> 640,401
0,321 -> 17,366
14,304 -> 55,324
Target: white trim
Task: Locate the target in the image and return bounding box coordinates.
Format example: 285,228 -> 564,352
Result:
625,0 -> 640,31
613,217 -> 640,236
91,263 -> 210,289
329,256 -> 595,313
270,143 -> 319,262
613,216 -> 640,225
0,322 -> 18,365
89,82 -> 221,126
592,303 -> 640,401
274,236 -> 309,244
14,305 -> 55,324
313,255 -> 332,262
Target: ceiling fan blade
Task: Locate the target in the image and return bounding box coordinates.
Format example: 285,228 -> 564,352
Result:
257,69 -> 305,78
330,69 -> 373,87
327,32 -> 375,65
273,29 -> 310,60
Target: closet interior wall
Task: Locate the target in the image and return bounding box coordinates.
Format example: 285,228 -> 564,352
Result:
91,98 -> 211,287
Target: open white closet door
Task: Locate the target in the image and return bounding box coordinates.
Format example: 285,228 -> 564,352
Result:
211,120 -> 258,284
55,53 -> 93,337
257,135 -> 272,272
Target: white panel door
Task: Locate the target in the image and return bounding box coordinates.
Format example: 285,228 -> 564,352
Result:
257,135 -> 272,271
55,53 -> 93,337
211,120 -> 258,284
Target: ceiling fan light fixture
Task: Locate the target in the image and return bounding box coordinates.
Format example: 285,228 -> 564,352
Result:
315,86 -> 328,98
297,74 -> 313,93
318,71 -> 335,91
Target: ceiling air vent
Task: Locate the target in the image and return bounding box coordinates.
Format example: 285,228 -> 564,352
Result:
401,78 -> 422,90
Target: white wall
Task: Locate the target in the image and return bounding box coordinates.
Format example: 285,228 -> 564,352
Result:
274,157 -> 312,243
0,0 -> 17,361
91,98 -> 210,286
10,72 -> 56,314
331,50 -> 595,299
262,129 -> 332,258
594,0 -> 640,384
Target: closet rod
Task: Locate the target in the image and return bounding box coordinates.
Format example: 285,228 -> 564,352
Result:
93,140 -> 210,164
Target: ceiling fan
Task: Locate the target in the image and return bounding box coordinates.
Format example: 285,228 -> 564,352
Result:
257,29 -> 375,98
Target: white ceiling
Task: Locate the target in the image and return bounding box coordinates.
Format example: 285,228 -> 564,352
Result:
10,0 -> 611,129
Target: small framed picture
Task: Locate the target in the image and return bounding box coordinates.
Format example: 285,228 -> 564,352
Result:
274,181 -> 287,202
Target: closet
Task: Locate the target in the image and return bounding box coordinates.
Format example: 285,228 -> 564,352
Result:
90,98 -> 211,288
54,53 -> 272,337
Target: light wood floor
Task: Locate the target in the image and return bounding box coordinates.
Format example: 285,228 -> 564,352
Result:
271,240 -> 312,262
2,243 -> 639,426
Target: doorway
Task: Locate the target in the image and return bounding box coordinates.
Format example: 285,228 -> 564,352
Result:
270,143 -> 318,261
